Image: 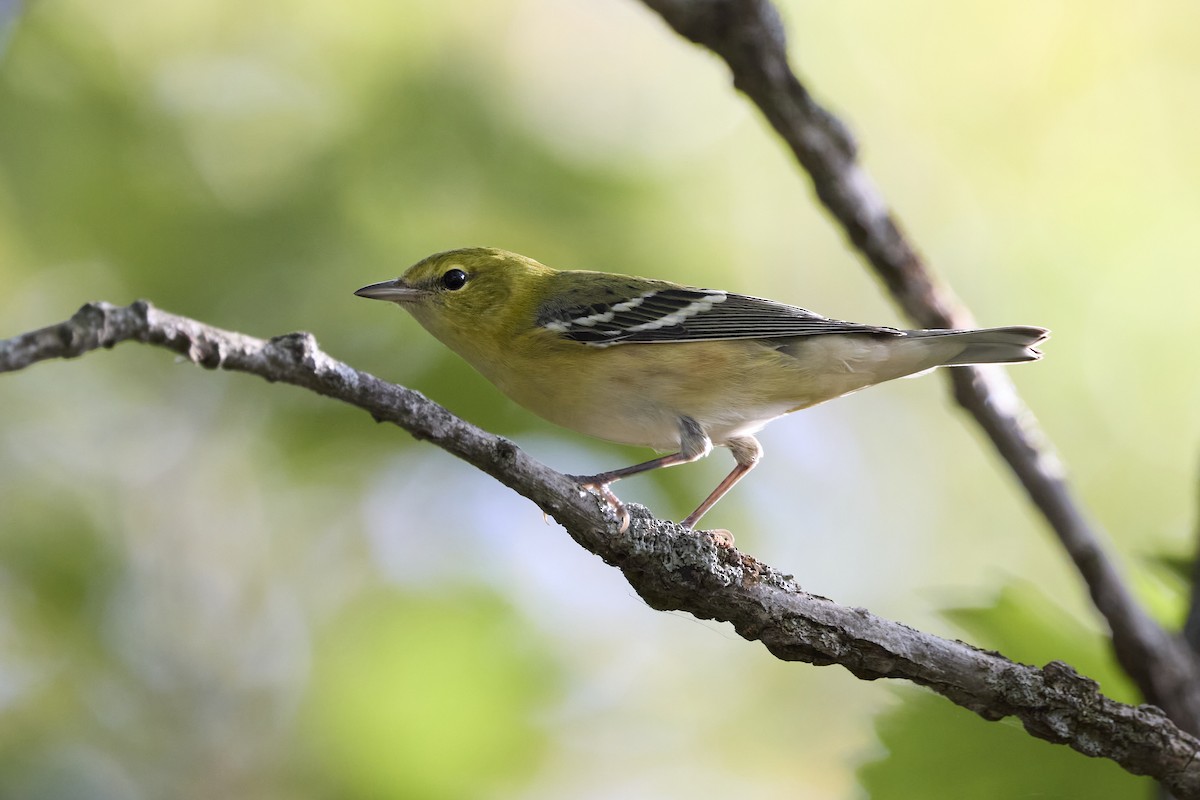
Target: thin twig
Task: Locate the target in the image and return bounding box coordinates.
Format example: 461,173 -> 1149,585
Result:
1,301 -> 1199,793
1185,454 -> 1200,656
638,0 -> 1200,732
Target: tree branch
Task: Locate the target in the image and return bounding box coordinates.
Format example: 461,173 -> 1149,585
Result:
1186,455 -> 1200,657
638,0 -> 1200,732
2,301 -> 1199,794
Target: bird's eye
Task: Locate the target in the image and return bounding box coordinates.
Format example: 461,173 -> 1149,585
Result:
440,268 -> 468,291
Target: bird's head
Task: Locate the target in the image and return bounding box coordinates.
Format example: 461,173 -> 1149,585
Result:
355,247 -> 557,353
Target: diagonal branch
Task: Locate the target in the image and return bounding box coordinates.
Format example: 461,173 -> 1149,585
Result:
1186,457 -> 1200,657
2,301 -> 1200,794
638,0 -> 1200,732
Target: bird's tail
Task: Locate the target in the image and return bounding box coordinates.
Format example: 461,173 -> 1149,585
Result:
907,326 -> 1049,366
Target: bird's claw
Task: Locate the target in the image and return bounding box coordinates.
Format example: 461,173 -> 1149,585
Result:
569,476 -> 631,534
707,528 -> 735,548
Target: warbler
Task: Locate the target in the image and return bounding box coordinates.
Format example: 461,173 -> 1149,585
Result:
356,248 -> 1047,531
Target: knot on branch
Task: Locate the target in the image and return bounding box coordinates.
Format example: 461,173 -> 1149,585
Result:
179,332 -> 226,370
266,331 -> 362,394
1042,659 -> 1101,696
492,437 -> 518,464
69,302 -> 118,352
269,331 -> 320,364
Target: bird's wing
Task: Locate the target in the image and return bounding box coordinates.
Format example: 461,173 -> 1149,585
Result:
537,284 -> 901,347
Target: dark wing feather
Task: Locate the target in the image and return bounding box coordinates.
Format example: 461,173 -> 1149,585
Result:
537,282 -> 901,346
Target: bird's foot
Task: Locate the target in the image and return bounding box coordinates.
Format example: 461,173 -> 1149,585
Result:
707,529 -> 735,548
569,476 -> 630,533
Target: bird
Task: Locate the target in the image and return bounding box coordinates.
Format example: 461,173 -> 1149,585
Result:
355,248 -> 1048,532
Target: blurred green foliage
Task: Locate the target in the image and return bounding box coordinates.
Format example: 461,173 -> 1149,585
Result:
2,0 -> 1199,797
299,591 -> 553,799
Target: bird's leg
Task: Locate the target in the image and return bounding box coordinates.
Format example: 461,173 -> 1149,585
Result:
679,436 -> 762,530
570,416 -> 711,533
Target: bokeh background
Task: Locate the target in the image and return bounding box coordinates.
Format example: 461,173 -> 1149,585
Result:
2,0 -> 1199,797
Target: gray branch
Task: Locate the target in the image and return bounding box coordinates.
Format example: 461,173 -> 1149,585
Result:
1186,458 -> 1200,656
638,0 -> 1200,733
2,301 -> 1199,795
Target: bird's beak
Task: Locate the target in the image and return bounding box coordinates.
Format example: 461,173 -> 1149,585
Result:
354,279 -> 429,304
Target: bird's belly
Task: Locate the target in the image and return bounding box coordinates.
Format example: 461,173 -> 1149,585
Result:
550,394 -> 792,449
492,340 -> 803,451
